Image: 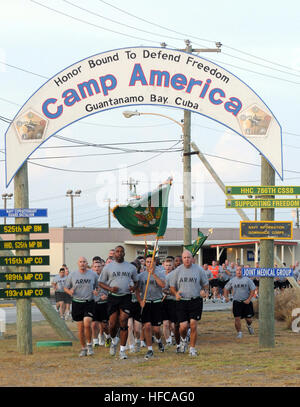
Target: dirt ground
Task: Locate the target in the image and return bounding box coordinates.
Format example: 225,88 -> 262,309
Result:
0,310 -> 300,387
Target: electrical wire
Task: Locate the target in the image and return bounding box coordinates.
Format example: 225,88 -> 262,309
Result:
98,0 -> 300,75
29,0 -> 162,45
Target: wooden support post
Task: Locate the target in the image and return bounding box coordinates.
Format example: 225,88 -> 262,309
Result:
259,157 -> 275,348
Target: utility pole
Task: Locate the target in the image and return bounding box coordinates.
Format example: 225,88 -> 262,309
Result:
181,40 -> 221,246
14,162 -> 32,354
2,193 -> 13,225
259,156 -> 275,348
66,189 -> 81,227
122,178 -> 139,199
104,198 -> 118,228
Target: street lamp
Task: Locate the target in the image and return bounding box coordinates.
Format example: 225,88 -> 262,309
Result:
66,189 -> 81,227
2,193 -> 13,225
123,110 -> 192,246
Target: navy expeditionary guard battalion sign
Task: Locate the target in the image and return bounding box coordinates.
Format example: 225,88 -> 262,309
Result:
5,47 -> 282,185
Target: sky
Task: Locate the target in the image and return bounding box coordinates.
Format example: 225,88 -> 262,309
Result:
1,0 -> 300,230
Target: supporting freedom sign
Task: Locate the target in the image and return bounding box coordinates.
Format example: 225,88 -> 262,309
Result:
243,268 -> 293,277
5,47 -> 282,186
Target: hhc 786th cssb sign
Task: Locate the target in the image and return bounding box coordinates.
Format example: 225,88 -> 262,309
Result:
240,221 -> 293,239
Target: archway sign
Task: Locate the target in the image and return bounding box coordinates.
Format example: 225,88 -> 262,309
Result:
5,46 -> 282,186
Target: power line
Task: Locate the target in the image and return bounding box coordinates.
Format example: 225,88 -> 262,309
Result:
27,141 -> 181,173
29,0 -> 161,45
0,60 -> 48,79
62,0 -> 184,43
98,0 -> 300,76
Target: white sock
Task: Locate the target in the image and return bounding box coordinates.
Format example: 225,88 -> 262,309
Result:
112,336 -> 118,345
189,347 -> 196,352
156,337 -> 161,343
120,345 -> 126,352
167,336 -> 172,343
86,342 -> 92,347
148,346 -> 153,351
180,337 -> 187,342
93,338 -> 99,345
104,332 -> 111,339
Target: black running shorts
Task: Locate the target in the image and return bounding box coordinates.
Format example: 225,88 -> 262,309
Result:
71,300 -> 95,322
162,299 -> 177,323
209,279 -> 219,288
93,302 -> 108,323
55,291 -> 65,302
217,279 -> 227,289
233,300 -> 254,319
176,297 -> 203,323
131,301 -> 142,322
64,292 -> 72,304
107,294 -> 132,317
141,301 -> 163,326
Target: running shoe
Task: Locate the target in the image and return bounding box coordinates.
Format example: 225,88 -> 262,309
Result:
158,341 -> 165,352
135,340 -> 141,353
247,325 -> 254,335
79,348 -> 87,357
119,350 -> 128,360
176,345 -> 181,353
99,334 -> 105,346
180,340 -> 188,353
110,342 -> 117,356
166,339 -> 172,347
87,345 -> 94,356
189,348 -> 198,357
105,337 -> 112,348
236,332 -> 243,339
140,341 -> 146,348
92,341 -> 99,348
144,350 -> 154,360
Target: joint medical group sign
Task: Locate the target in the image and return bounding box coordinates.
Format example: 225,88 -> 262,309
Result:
5,47 -> 283,186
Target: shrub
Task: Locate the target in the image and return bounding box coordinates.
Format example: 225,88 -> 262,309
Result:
253,288 -> 300,329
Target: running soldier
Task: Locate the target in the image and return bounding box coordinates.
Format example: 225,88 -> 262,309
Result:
136,254 -> 166,360
52,268 -> 66,319
170,250 -> 209,357
64,257 -> 99,357
162,258 -> 181,352
223,265 -> 256,338
91,259 -> 111,348
98,245 -> 138,360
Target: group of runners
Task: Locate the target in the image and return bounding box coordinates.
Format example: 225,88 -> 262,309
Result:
51,245 -> 295,360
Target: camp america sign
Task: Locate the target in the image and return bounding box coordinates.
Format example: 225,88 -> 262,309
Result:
5,47 -> 283,186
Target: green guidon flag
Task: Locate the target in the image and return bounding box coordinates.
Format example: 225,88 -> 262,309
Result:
112,178 -> 172,238
184,229 -> 208,256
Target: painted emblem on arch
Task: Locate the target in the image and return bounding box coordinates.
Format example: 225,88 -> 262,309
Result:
14,110 -> 48,143
238,104 -> 272,137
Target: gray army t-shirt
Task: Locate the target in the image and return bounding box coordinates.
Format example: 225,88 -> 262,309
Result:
224,276 -> 256,301
169,263 -> 209,299
53,274 -> 67,292
137,269 -> 166,301
99,261 -> 138,295
164,270 -> 176,300
65,269 -> 98,301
